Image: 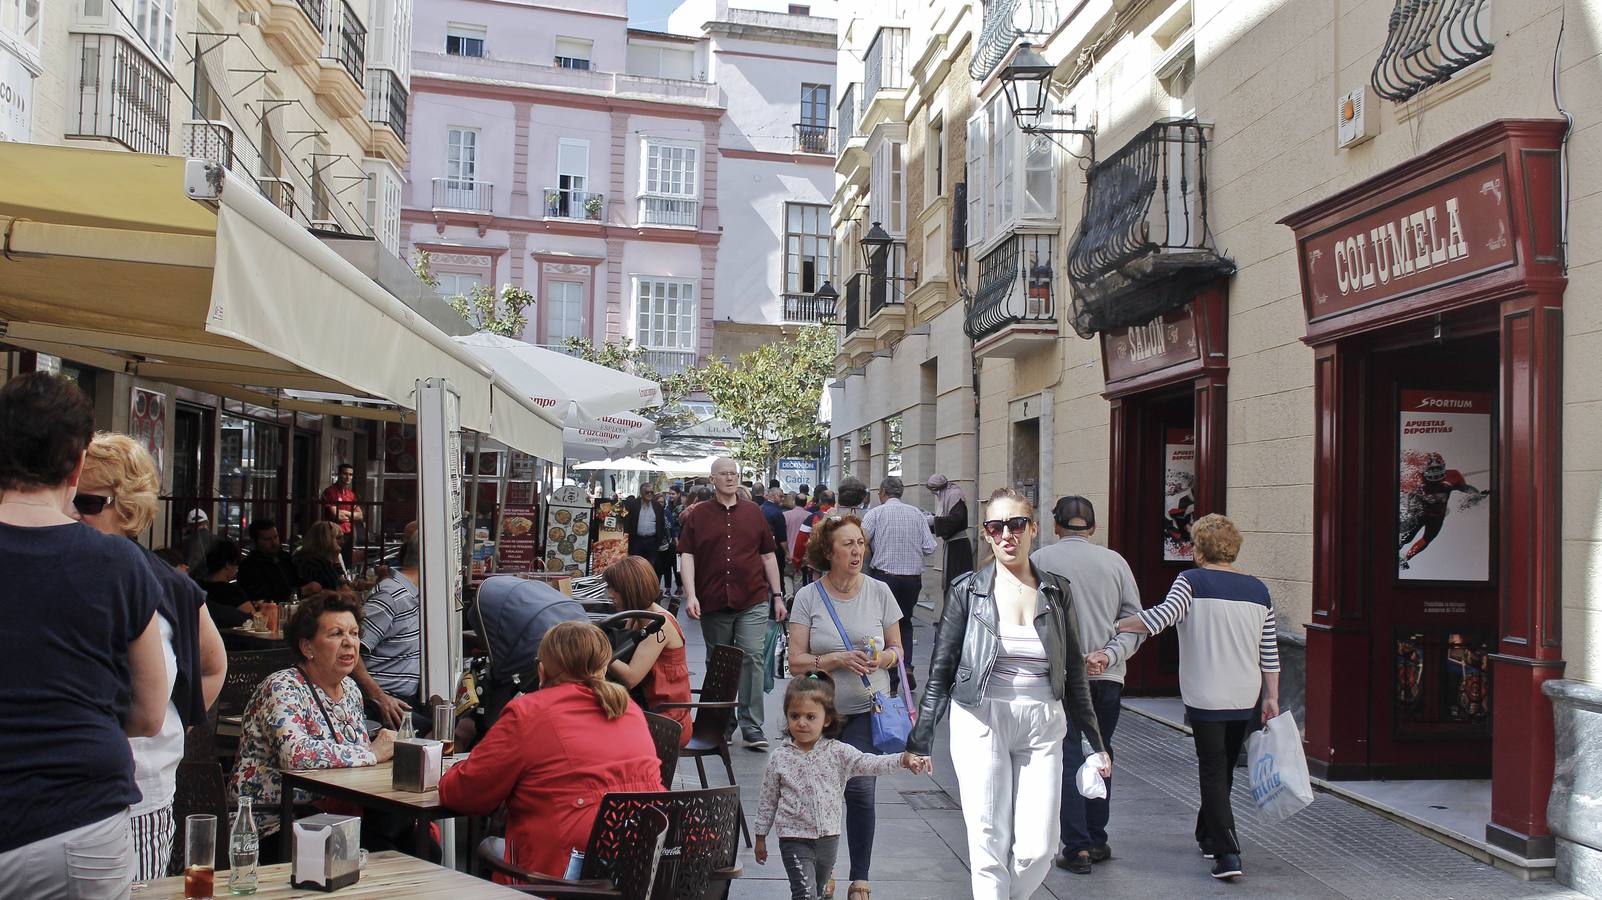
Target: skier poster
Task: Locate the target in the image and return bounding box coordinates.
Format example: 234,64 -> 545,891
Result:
1397,389 -> 1492,582
1163,428 -> 1196,561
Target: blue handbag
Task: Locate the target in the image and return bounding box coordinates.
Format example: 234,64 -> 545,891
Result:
815,582 -> 914,753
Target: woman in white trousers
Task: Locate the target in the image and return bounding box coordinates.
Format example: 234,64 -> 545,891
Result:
904,487 -> 1111,900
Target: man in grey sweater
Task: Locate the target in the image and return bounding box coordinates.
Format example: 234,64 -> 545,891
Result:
1031,495 -> 1144,875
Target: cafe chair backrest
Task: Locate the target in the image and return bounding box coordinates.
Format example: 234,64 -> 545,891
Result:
580,801 -> 671,900
642,712 -> 681,789
588,786 -> 741,900
167,761 -> 229,876
218,648 -> 294,720
687,645 -> 743,747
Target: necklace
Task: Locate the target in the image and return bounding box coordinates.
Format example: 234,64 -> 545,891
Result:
825,571 -> 861,596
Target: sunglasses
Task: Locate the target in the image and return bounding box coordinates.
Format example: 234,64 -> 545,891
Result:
72,493 -> 113,516
982,516 -> 1033,539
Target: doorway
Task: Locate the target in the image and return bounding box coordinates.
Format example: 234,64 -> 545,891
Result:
1364,334 -> 1498,776
170,403 -> 213,547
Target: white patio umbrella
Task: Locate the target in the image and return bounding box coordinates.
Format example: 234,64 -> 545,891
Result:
572,456 -> 665,472
452,332 -> 663,425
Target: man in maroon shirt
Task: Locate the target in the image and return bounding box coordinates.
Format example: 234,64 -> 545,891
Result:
678,457 -> 786,749
321,463 -> 362,566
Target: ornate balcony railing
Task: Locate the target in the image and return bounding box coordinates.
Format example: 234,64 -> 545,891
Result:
1066,118 -> 1234,338
868,243 -> 908,319
295,0 -> 325,33
68,33 -> 172,155
783,292 -> 830,324
837,83 -> 861,139
1370,0 -> 1493,102
863,28 -> 908,108
259,177 -> 296,217
365,67 -> 407,138
965,233 -> 1056,340
639,195 -> 699,227
638,348 -> 697,376
183,119 -> 235,169
321,0 -> 365,85
970,0 -> 1063,79
544,187 -> 605,222
432,178 -> 493,213
795,124 -> 836,155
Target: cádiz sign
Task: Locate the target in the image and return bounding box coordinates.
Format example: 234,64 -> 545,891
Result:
1296,157 -> 1517,323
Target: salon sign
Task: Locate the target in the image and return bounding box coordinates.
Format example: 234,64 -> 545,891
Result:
1296,157 -> 1518,323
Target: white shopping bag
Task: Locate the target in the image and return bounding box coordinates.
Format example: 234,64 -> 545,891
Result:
1075,754 -> 1107,800
1245,711 -> 1314,822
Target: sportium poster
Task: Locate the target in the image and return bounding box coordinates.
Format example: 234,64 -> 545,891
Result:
1397,389 -> 1493,582
1163,428 -> 1196,561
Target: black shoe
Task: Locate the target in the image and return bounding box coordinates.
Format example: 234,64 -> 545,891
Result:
742,730 -> 769,751
1054,852 -> 1093,874
1211,853 -> 1243,880
1088,844 -> 1111,862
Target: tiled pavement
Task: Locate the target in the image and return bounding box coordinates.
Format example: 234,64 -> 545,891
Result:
676,613 -> 1587,900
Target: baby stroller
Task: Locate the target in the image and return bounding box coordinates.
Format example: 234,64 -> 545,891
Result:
469,575 -> 667,729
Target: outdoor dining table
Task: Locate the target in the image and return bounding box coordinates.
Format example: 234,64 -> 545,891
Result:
221,625 -> 284,649
280,757 -> 468,859
137,849 -> 525,898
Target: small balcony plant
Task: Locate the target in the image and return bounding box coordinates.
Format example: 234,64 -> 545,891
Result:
584,193 -> 604,221
543,188 -> 562,217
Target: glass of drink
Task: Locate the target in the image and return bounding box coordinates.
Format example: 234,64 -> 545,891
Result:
184,814 -> 216,899
250,608 -> 267,631
263,602 -> 279,635
433,704 -> 455,755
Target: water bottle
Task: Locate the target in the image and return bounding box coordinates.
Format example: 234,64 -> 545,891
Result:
228,796 -> 258,895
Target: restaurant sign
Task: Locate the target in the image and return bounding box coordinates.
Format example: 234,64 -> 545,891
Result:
1102,306 -> 1200,384
1297,156 -> 1517,323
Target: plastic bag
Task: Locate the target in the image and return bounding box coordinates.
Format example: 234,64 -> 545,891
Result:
1075,754 -> 1107,800
761,621 -> 788,693
1246,711 -> 1314,821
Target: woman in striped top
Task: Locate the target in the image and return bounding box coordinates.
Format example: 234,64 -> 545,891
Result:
1116,513 -> 1281,882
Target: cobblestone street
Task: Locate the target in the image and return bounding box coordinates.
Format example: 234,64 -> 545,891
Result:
682,618 -> 1587,900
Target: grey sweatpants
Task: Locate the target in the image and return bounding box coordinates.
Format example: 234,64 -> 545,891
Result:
779,835 -> 839,900
0,810 -> 133,900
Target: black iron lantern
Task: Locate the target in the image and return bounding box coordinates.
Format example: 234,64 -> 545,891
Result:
860,221 -> 892,270
812,281 -> 839,322
1000,42 -> 1055,132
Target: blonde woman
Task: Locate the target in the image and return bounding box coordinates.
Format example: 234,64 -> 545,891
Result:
76,433 -> 229,881
294,520 -> 350,594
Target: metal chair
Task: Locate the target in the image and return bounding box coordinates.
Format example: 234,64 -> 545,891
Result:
643,711 -> 683,789
478,801 -> 670,899
213,648 -> 292,760
653,644 -> 749,847
166,760 -> 230,875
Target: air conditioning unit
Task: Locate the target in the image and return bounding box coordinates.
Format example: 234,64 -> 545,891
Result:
183,119 -> 235,169
1337,87 -> 1376,149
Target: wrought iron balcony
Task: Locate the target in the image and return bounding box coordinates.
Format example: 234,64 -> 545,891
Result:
1371,0 -> 1492,102
795,124 -> 836,155
1066,119 -> 1234,338
365,67 -> 407,138
639,195 -> 699,228
868,243 -> 908,319
321,0 -> 365,85
432,178 -> 493,213
183,120 -> 235,169
970,0 -> 1063,79
782,292 -> 830,324
259,177 -> 296,218
843,272 -> 866,336
638,348 -> 697,376
295,0 -> 324,32
544,187 -> 605,222
68,33 -> 172,155
837,83 -> 861,140
863,28 -> 908,108
965,233 -> 1058,346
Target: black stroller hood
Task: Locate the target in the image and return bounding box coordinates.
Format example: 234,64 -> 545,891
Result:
473,575 -> 588,683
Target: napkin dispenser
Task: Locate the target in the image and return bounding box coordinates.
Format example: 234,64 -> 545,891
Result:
290,813 -> 361,891
392,738 -> 444,792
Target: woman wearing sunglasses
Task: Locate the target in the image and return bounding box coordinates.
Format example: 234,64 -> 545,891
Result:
76,433 -> 230,882
906,487 -> 1110,900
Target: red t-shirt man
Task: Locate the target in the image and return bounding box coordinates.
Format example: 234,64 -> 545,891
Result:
321,464 -> 362,536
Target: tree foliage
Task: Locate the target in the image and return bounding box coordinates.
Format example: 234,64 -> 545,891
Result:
699,325 -> 835,471
561,336 -> 700,432
413,249 -> 534,338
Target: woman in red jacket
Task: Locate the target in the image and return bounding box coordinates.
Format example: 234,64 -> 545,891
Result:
439,621 -> 663,880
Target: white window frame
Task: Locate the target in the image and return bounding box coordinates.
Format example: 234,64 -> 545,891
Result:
869,138 -> 906,236
446,126 -> 478,186
445,23 -> 486,57
1,0 -> 43,59
554,36 -> 592,69
965,111 -> 985,247
640,138 -> 700,198
633,277 -> 697,351
435,271 -> 484,301
925,112 -> 944,204
966,93 -> 1057,251
544,279 -> 586,345
134,0 -> 176,62
784,203 -> 831,296
553,138 -> 589,217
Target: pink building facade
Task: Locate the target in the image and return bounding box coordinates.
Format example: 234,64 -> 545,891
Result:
403,0 -> 837,371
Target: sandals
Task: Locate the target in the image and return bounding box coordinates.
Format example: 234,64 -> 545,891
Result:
847,880 -> 870,900
823,879 -> 835,899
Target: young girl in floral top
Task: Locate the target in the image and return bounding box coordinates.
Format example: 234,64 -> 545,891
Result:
754,675 -> 931,900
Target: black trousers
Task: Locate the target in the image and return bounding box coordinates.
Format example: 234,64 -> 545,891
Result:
628,535 -> 659,571
870,570 -> 923,675
1192,718 -> 1251,856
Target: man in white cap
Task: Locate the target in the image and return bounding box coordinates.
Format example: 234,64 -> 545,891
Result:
180,508 -> 215,576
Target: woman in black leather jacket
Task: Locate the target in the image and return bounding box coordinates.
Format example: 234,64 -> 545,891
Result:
904,487 -> 1111,900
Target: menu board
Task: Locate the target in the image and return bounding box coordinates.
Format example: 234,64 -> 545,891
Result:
497,503 -> 540,573
587,497 -> 627,575
543,485 -> 593,576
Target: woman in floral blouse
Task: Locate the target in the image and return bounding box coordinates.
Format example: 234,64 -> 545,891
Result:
230,592 -> 396,834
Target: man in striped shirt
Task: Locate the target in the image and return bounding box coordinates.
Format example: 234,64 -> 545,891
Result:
355,534 -> 423,733
1116,514 -> 1279,881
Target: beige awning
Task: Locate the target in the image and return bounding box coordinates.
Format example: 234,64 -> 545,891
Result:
0,143 -> 560,459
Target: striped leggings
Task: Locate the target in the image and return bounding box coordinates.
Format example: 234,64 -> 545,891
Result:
130,805 -> 176,883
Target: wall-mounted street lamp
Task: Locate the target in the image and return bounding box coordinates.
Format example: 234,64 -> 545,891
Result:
999,43 -> 1097,163
860,221 -> 892,271
812,280 -> 839,323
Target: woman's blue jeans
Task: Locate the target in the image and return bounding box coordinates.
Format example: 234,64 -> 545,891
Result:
838,711 -> 878,881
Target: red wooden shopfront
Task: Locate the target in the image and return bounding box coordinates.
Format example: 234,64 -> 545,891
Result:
1100,284 -> 1229,695
1281,119 -> 1566,858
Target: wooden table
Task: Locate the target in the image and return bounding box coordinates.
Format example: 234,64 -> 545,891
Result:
280,759 -> 466,858
138,849 -> 524,898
